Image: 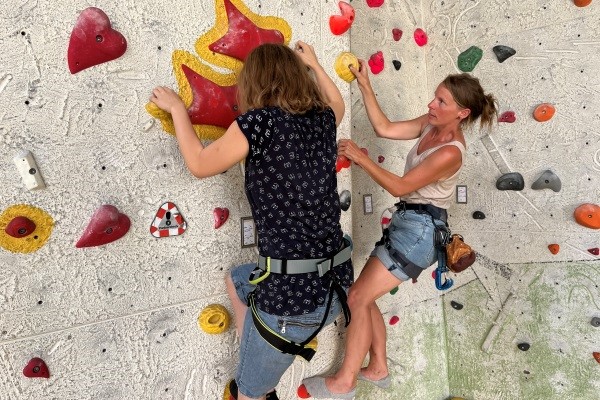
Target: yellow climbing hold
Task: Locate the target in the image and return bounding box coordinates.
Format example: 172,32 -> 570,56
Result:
0,204 -> 53,253
334,52 -> 359,82
198,304 -> 231,334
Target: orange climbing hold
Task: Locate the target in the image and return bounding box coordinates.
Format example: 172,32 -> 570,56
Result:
548,244 -> 560,255
573,0 -> 592,7
533,103 -> 555,122
574,203 -> 600,229
297,384 -> 311,399
594,352 -> 600,364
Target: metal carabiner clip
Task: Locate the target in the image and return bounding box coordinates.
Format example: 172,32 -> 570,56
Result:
434,267 -> 454,291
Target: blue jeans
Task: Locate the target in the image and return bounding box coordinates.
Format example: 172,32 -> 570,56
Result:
230,263 -> 344,399
371,209 -> 441,281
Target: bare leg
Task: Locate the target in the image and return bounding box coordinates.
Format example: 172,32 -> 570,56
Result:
225,273 -> 247,338
325,257 -> 403,393
361,302 -> 389,380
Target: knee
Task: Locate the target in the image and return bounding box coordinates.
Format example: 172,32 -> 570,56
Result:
347,286 -> 372,311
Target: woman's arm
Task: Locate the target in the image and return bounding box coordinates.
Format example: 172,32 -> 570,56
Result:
295,41 -> 345,126
350,60 -> 428,140
150,86 -> 249,178
338,139 -> 462,197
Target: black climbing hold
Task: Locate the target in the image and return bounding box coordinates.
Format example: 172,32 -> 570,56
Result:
496,172 -> 525,191
531,170 -> 561,192
517,342 -> 530,351
392,60 -> 401,70
492,45 -> 516,63
450,300 -> 463,310
339,190 -> 351,211
472,211 -> 486,219
591,317 -> 600,327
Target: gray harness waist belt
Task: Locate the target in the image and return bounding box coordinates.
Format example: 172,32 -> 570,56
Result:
257,241 -> 352,276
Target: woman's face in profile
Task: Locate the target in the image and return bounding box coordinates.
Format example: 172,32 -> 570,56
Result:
427,84 -> 464,126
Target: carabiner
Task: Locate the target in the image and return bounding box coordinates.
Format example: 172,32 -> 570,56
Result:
434,267 -> 454,290
249,258 -> 271,285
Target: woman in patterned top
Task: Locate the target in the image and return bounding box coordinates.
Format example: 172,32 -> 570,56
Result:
302,65 -> 497,398
150,42 -> 353,400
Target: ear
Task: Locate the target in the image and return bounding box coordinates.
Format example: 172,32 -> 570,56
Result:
458,108 -> 471,120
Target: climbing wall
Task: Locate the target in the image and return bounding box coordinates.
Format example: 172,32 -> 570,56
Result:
0,1 -> 353,399
350,1 -> 599,399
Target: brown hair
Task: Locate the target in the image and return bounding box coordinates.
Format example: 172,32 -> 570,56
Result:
442,73 -> 498,130
237,43 -> 327,114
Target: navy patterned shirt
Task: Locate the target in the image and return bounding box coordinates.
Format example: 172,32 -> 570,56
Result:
237,106 -> 353,316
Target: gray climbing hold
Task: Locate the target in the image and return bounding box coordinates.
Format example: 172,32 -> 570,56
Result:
531,170 -> 561,192
472,211 -> 486,220
517,342 -> 530,351
492,45 -> 516,63
496,172 -> 525,191
339,190 -> 351,211
591,317 -> 600,327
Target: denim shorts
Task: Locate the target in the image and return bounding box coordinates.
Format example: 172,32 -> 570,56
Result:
371,209 -> 441,282
230,263 -> 344,399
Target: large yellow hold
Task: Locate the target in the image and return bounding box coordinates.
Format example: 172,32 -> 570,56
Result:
334,52 -> 359,82
198,304 -> 230,334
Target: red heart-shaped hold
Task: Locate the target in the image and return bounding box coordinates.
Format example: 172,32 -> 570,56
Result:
23,357 -> 50,379
214,208 -> 230,229
329,1 -> 355,35
368,51 -> 384,74
68,7 -> 127,74
392,28 -> 403,41
5,216 -> 36,238
76,205 -> 130,248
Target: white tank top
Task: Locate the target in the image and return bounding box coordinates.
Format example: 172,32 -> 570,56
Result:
399,125 -> 465,209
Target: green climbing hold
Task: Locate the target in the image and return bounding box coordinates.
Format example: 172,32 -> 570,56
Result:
457,46 -> 483,72
390,286 -> 399,295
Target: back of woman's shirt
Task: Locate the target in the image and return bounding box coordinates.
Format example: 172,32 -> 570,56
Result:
236,106 -> 353,316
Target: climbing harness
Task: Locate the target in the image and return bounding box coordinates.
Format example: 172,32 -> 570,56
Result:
247,237 -> 352,362
378,201 -> 454,290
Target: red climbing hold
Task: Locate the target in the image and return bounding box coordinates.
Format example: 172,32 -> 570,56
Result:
366,0 -> 385,8
214,208 -> 230,229
392,28 -> 403,41
368,51 -> 384,74
329,1 -> 355,35
67,7 -> 127,74
574,203 -> 600,229
336,155 -> 351,172
76,205 -> 130,248
297,384 -> 311,399
23,357 -> 50,378
498,111 -> 516,123
548,244 -> 560,255
588,248 -> 599,256
414,28 -> 428,47
574,0 -> 592,7
5,216 -> 36,238
378,155 -> 385,163
389,315 -> 400,325
594,352 -> 600,364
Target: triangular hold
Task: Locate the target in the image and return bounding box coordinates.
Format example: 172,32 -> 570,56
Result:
150,202 -> 187,238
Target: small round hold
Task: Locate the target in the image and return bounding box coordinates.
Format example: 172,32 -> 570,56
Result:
450,300 -> 463,310
339,190 -> 351,211
5,216 -> 36,238
517,342 -> 530,351
472,211 -> 486,220
590,317 -> 600,327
